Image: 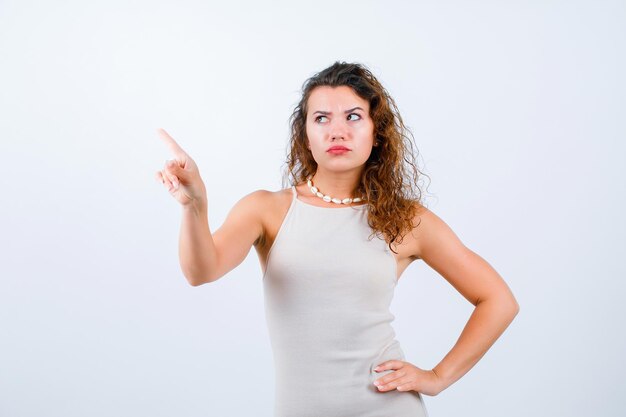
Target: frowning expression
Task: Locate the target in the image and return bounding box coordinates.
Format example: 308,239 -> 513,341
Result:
306,86 -> 377,171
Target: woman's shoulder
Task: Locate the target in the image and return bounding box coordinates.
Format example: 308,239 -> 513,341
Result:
243,186 -> 293,209
412,200 -> 429,217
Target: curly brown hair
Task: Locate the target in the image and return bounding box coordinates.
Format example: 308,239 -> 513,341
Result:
281,61 -> 432,255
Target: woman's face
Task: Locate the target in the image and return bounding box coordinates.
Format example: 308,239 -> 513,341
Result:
305,85 -> 376,173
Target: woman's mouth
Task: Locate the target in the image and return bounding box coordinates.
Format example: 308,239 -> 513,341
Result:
327,146 -> 351,155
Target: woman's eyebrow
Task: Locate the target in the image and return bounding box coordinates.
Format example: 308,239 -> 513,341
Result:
313,106 -> 365,115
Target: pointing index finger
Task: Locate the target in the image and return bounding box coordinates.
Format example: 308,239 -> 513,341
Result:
157,128 -> 187,158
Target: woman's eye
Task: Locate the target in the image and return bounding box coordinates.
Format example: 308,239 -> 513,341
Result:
315,114 -> 360,123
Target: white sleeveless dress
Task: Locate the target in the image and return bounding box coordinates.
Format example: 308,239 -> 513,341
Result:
263,185 -> 429,417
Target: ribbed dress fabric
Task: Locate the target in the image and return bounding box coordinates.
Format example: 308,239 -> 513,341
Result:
262,185 -> 429,417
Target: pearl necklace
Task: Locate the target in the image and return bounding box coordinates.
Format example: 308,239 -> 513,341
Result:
306,176 -> 367,205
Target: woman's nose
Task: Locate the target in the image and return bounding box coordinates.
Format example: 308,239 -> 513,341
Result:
329,119 -> 349,140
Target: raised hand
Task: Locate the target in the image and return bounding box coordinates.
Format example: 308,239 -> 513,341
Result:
155,128 -> 207,207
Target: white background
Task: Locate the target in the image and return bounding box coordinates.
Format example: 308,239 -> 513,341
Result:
1,0 -> 624,416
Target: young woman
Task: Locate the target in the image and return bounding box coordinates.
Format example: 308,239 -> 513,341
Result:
155,61 -> 519,417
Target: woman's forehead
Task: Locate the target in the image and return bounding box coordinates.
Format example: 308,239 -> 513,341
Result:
307,86 -> 368,111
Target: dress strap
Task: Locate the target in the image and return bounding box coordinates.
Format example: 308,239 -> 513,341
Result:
291,185 -> 297,200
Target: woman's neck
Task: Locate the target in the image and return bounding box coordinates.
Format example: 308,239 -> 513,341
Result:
309,170 -> 362,199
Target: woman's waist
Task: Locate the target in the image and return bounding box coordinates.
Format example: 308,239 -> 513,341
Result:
271,336 -> 405,381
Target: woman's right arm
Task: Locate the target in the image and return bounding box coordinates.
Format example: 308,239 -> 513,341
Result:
178,200 -> 216,286
178,191 -> 265,286
156,128 -> 264,286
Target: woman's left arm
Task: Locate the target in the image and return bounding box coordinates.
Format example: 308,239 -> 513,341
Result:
412,207 -> 520,393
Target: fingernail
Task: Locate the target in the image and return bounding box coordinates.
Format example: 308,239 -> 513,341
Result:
374,366 -> 380,371
173,180 -> 179,189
